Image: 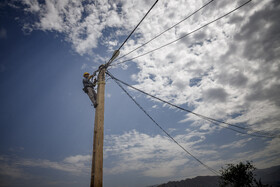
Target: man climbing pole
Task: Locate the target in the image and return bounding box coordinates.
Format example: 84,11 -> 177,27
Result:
83,71 -> 98,108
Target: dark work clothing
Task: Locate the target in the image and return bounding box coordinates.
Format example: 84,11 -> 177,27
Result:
87,87 -> 97,107
83,77 -> 95,88
83,77 -> 97,107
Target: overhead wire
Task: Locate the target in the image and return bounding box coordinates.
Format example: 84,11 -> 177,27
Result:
111,0 -> 252,67
199,116 -> 274,138
108,71 -> 220,176
113,0 -> 215,62
106,0 -> 278,138
106,0 -> 159,67
107,72 -> 278,139
116,0 -> 159,51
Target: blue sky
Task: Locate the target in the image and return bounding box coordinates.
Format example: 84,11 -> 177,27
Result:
0,0 -> 280,187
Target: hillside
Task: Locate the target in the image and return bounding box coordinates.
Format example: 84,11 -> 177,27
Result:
151,165 -> 280,187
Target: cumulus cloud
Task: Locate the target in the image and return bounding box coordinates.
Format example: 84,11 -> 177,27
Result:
118,0 -> 280,138
22,0 -> 40,13
219,138 -> 252,149
0,156 -> 28,179
7,0 -> 280,180
103,129 -> 244,178
15,0 -> 154,56
202,87 -> 229,103
0,154 -> 91,179
103,129 -> 280,178
1,129 -> 279,181
104,129 -> 210,177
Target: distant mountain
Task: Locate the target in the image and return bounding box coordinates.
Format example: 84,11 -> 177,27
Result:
156,176 -> 219,187
150,165 -> 280,187
255,165 -> 280,186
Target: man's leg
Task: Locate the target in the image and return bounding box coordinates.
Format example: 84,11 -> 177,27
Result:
87,87 -> 98,107
93,89 -> 97,101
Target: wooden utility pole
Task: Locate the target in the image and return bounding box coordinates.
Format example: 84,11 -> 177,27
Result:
90,50 -> 119,187
90,65 -> 106,187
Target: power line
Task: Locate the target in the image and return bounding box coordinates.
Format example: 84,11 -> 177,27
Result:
199,116 -> 273,138
108,71 -> 220,176
109,72 -> 277,138
113,0 -> 215,62
112,0 -> 252,67
117,0 -> 159,51
106,0 -> 159,67
107,72 -> 277,139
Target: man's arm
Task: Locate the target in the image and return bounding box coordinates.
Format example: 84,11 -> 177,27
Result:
89,74 -> 94,79
93,78 -> 97,87
89,70 -> 98,79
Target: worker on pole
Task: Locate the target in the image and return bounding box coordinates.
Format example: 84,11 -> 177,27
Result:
83,71 -> 98,108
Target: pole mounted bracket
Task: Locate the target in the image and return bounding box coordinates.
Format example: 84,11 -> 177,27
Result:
98,64 -> 106,71
105,50 -> 120,68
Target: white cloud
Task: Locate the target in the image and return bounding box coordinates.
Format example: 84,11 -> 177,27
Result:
8,0 -> 280,181
230,138 -> 280,169
80,63 -> 88,70
103,129 -> 280,178
0,156 -> 29,179
117,0 -> 280,139
22,0 -> 40,13
0,154 -> 91,179
16,0 -> 158,56
63,154 -> 91,165
1,130 -> 279,182
104,129 -> 218,177
219,138 -> 252,149
21,155 -> 91,174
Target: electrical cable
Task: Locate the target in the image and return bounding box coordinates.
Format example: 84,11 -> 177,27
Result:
199,116 -> 274,138
113,0 -> 215,62
107,72 -> 278,138
109,71 -> 220,176
112,0 -> 252,67
109,72 -> 277,138
106,0 -> 159,67
117,0 -> 159,51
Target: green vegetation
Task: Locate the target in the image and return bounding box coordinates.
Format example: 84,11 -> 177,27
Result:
219,161 -> 270,187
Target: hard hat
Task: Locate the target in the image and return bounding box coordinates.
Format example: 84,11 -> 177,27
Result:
83,72 -> 90,77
